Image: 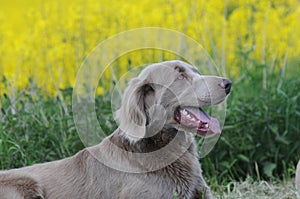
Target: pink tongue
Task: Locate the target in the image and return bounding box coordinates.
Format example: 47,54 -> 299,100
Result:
209,117 -> 221,134
184,107 -> 221,135
185,107 -> 210,123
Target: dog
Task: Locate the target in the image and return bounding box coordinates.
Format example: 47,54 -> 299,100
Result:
0,60 -> 231,199
296,160 -> 300,196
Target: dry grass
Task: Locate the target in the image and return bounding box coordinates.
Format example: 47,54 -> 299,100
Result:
214,178 -> 298,199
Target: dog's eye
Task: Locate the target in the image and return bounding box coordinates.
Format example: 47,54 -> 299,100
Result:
177,74 -> 186,80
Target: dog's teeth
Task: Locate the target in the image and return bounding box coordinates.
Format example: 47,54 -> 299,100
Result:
181,110 -> 188,115
204,123 -> 209,128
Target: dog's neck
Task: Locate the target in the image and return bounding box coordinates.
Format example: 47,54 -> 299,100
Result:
110,128 -> 173,152
109,128 -> 195,153
93,128 -> 197,173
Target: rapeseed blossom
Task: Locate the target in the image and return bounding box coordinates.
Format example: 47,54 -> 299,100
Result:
0,0 -> 299,96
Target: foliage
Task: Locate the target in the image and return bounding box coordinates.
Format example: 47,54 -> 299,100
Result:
0,88 -> 120,169
0,0 -> 300,95
201,65 -> 300,184
0,89 -> 80,169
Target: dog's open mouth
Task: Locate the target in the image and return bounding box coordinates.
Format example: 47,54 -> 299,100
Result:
174,106 -> 221,136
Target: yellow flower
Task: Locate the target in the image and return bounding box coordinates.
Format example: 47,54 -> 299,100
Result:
0,0 -> 299,96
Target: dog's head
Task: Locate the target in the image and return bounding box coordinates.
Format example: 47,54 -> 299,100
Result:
116,60 -> 231,140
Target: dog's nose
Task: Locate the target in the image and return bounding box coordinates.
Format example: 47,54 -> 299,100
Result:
220,79 -> 232,95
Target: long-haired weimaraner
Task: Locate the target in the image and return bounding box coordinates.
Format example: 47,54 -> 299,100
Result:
0,60 -> 231,199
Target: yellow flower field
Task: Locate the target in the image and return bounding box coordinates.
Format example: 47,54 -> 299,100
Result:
0,0 -> 299,96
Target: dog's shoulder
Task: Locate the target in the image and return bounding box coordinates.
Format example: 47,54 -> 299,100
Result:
0,173 -> 44,199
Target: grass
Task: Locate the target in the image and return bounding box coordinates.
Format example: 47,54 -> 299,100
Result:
214,176 -> 297,199
0,87 -> 120,169
202,73 -> 300,183
0,88 -> 81,169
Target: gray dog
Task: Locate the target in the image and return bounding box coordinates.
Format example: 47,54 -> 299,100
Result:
0,60 -> 231,199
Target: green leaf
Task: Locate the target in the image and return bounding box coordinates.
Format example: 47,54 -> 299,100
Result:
237,154 -> 250,163
263,162 -> 277,178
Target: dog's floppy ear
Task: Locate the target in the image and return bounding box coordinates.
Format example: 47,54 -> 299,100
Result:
116,77 -> 155,140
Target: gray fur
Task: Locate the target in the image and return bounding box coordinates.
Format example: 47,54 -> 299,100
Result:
0,60 -> 231,199
296,160 -> 300,195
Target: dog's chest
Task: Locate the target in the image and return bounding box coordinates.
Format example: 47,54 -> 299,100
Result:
155,154 -> 200,198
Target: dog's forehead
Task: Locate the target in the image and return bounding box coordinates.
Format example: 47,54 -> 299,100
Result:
164,60 -> 198,72
147,61 -> 198,72
138,61 -> 200,80
183,64 -> 199,73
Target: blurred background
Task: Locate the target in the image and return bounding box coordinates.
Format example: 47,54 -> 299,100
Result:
0,0 -> 300,197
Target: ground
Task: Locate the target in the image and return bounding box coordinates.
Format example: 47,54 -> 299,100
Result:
214,178 -> 297,199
